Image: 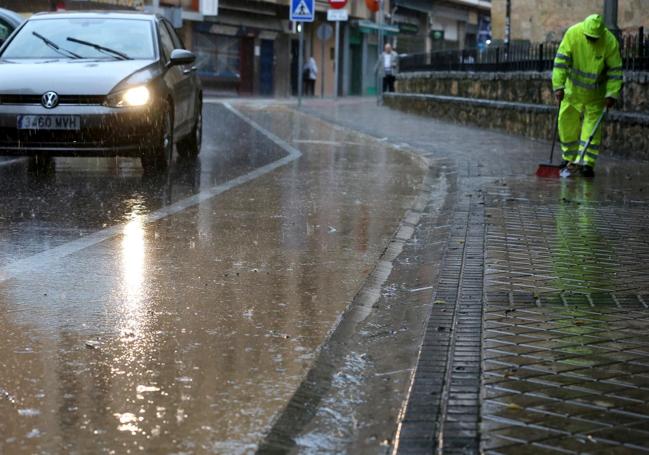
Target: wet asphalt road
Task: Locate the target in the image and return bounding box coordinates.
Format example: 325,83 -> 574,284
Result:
0,101 -> 425,453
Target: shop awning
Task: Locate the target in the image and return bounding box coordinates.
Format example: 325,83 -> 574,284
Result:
356,20 -> 400,35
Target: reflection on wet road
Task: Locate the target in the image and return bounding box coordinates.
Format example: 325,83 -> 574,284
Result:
0,102 -> 425,453
0,105 -> 286,266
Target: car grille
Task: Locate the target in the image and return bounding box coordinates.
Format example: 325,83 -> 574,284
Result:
0,95 -> 106,105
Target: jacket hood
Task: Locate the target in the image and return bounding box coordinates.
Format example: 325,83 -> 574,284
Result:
583,14 -> 606,38
0,59 -> 157,95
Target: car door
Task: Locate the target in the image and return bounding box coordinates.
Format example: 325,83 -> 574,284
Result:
158,20 -> 191,133
164,21 -> 198,130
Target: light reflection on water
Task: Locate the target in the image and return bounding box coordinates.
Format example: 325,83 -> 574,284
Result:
122,215 -> 145,318
114,215 -> 149,437
0,106 -> 426,453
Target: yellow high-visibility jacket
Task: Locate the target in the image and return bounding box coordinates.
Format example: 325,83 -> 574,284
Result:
552,19 -> 623,102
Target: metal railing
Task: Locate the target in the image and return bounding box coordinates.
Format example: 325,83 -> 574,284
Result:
621,27 -> 649,71
400,27 -> 649,73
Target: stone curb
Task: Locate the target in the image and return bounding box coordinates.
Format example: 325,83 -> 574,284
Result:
384,93 -> 649,159
384,93 -> 649,126
397,70 -> 649,84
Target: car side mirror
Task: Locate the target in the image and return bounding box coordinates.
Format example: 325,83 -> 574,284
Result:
169,49 -> 195,66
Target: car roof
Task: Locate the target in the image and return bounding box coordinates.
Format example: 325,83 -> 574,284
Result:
30,11 -> 158,22
0,8 -> 25,27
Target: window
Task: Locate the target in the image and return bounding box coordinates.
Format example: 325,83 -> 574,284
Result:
192,32 -> 241,79
158,20 -> 175,61
0,19 -> 11,43
1,18 -> 155,60
162,20 -> 184,50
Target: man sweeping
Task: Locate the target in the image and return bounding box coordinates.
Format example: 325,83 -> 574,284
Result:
552,14 -> 623,177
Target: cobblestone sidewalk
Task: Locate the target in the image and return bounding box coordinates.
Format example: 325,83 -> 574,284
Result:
301,98 -> 649,454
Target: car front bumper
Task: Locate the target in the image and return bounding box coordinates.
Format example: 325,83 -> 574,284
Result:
0,104 -> 161,157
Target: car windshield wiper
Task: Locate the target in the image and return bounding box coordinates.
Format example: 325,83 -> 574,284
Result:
32,31 -> 82,59
66,37 -> 131,60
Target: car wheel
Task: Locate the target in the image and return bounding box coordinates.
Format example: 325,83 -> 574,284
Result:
142,107 -> 173,173
178,100 -> 202,159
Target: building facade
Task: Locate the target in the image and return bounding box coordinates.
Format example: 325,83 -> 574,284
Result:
391,0 -> 491,55
153,0 -> 387,97
491,0 -> 649,43
12,0 -> 495,97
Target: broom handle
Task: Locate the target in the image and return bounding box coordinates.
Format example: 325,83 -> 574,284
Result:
577,107 -> 608,166
549,105 -> 560,164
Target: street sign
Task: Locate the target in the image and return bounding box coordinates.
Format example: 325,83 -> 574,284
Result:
327,9 -> 348,21
365,0 -> 379,13
328,0 -> 347,9
290,0 -> 315,22
397,22 -> 419,35
199,0 -> 219,16
431,29 -> 445,40
316,23 -> 333,41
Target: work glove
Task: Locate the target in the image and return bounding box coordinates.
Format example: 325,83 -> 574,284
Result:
605,97 -> 617,109
555,89 -> 564,103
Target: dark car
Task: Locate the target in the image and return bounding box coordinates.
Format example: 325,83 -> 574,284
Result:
0,11 -> 202,171
0,8 -> 24,46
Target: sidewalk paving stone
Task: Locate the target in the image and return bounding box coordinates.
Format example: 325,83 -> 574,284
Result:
298,98 -> 649,453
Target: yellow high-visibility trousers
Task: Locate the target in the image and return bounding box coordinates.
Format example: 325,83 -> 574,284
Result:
558,99 -> 605,167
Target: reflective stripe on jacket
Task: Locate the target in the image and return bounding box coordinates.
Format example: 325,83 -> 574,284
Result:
552,22 -> 623,101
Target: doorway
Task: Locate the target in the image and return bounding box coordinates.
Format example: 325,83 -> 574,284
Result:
259,40 -> 274,96
239,37 -> 255,94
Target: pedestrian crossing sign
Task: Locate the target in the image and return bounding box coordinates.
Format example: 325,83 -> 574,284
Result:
290,0 -> 315,22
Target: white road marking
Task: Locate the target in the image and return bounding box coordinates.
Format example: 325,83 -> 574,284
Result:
292,139 -> 365,147
0,103 -> 302,283
0,158 -> 27,168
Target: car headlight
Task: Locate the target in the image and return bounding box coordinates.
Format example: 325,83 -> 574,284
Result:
105,86 -> 150,107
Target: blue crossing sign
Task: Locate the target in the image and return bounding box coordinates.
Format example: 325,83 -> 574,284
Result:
290,0 -> 315,22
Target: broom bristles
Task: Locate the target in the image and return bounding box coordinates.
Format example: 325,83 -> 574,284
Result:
536,164 -> 562,178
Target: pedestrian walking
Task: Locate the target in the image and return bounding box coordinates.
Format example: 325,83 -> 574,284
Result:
303,56 -> 317,96
376,43 -> 399,93
552,14 -> 623,178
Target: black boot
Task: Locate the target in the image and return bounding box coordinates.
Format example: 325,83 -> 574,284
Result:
581,165 -> 595,178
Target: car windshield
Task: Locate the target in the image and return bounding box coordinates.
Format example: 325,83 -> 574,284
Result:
1,18 -> 155,60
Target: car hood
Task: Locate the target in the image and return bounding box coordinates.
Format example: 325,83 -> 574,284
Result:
0,59 -> 158,95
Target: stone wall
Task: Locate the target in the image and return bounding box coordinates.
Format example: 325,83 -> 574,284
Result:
396,71 -> 649,113
384,93 -> 649,160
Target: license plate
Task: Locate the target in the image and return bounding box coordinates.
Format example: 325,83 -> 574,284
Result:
17,115 -> 80,131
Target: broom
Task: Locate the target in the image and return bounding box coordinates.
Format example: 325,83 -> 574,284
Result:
559,107 -> 608,178
536,106 -> 562,178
